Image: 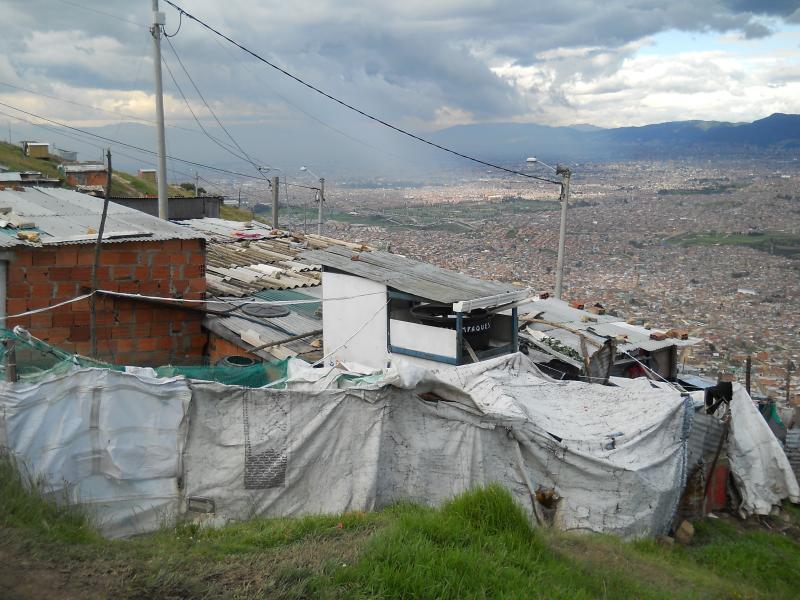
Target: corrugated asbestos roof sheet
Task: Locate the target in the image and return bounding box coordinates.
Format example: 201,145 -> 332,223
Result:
300,245 -> 525,305
0,187 -> 202,245
204,306 -> 321,362
206,239 -> 321,295
518,298 -> 701,353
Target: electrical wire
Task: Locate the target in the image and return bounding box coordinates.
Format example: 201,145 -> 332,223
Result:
160,52 -> 257,166
0,99 -> 270,181
311,299 -> 391,367
165,36 -> 266,174
163,0 -> 562,186
53,0 -> 145,28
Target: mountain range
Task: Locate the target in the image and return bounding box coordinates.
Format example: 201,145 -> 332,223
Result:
8,113 -> 800,182
431,113 -> 800,163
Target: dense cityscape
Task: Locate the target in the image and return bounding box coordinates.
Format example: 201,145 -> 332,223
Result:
247,159 -> 800,404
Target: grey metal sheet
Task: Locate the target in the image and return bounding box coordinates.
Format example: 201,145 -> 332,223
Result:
0,187 -> 202,244
521,298 -> 700,353
687,412 -> 726,468
786,429 -> 800,481
301,247 -> 522,304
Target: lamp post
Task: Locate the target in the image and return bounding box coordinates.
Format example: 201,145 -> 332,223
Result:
527,157 -> 572,299
300,166 -> 325,235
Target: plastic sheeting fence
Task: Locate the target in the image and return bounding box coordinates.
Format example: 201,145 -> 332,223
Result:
0,327 -> 289,388
0,352 -> 797,539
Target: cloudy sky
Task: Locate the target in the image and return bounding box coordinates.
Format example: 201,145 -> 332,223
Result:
1,1 -> 800,174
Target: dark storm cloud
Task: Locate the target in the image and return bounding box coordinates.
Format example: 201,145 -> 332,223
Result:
2,0 -> 799,125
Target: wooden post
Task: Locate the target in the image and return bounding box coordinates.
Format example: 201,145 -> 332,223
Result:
745,355 -> 751,395
90,149 -> 112,358
4,338 -> 17,382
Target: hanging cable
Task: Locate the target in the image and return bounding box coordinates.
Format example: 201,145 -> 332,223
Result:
160,52 -> 258,166
162,0 -> 561,186
164,10 -> 182,37
0,99 -> 270,181
165,36 -> 266,173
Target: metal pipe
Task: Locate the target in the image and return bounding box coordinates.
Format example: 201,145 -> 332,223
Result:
272,176 -> 279,229
317,177 -> 325,235
0,259 -> 6,325
151,0 -> 169,220
554,166 -> 571,299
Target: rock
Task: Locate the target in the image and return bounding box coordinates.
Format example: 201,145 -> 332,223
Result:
675,520 -> 695,545
656,535 -> 675,548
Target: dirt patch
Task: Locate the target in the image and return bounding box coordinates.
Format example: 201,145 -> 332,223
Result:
0,546 -> 114,600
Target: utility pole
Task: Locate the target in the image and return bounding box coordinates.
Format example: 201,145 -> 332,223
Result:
554,165 -> 571,299
194,171 -> 199,196
150,0 -> 169,220
271,176 -> 280,229
317,177 -> 325,235
745,355 -> 752,395
90,149 -> 113,359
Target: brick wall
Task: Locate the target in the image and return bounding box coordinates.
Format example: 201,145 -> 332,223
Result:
6,238 -> 208,366
208,332 -> 262,365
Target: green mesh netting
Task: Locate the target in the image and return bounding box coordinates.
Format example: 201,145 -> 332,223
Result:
154,360 -> 288,388
0,328 -> 288,388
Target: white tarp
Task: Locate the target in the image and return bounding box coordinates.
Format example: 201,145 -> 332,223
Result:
0,368 -> 191,538
12,353 -> 799,540
728,383 -> 800,516
184,353 -> 691,538
182,383 -> 528,525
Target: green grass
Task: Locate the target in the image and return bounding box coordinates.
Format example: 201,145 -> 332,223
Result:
670,231 -> 800,258
0,141 -> 62,179
2,456 -> 800,599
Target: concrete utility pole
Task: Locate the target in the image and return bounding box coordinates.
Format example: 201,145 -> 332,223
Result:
150,0 -> 169,220
317,177 -> 325,235
271,176 -> 279,229
194,171 -> 200,196
90,149 -> 113,359
554,165 -> 572,299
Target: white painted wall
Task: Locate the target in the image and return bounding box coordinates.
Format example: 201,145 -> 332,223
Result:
390,319 -> 457,359
322,271 -> 388,370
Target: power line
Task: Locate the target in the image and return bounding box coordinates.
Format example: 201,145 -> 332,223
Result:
160,52 -> 256,166
163,0 -> 561,186
0,80 -> 210,135
0,99 -> 267,181
53,0 -> 145,28
165,36 -> 265,173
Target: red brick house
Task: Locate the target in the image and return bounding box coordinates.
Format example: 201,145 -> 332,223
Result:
0,187 -> 207,366
62,163 -> 108,187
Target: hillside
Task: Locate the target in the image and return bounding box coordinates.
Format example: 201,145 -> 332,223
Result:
431,113 -> 800,161
2,457 -> 799,600
0,141 -> 192,198
0,141 -> 62,179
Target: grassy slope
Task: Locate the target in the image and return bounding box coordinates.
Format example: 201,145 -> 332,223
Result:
0,142 -> 62,179
0,141 -> 192,198
670,231 -> 800,259
2,456 -> 800,600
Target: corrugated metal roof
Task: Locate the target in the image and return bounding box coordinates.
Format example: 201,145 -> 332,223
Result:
175,217 -> 276,241
301,246 -> 527,305
687,412 -> 726,467
518,298 -> 701,353
0,187 -> 202,245
253,289 -> 321,317
204,307 -> 321,362
206,239 -> 322,295
786,429 -> 800,481
0,172 -> 22,182
63,164 -> 106,173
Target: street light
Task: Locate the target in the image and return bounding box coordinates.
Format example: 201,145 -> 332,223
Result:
300,166 -> 325,235
527,156 -> 572,299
